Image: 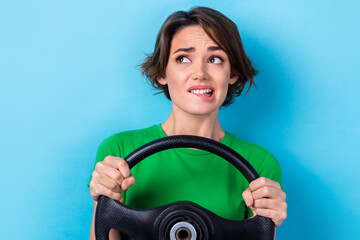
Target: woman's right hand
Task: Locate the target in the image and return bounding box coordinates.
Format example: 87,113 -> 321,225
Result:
89,155 -> 136,202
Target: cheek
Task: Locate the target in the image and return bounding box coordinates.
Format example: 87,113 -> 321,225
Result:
165,78 -> 182,99
214,71 -> 232,88
213,72 -> 232,99
220,85 -> 230,101
166,70 -> 187,88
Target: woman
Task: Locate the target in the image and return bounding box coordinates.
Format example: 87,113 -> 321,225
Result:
89,7 -> 287,239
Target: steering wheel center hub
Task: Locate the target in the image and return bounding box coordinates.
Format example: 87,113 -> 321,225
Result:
170,221 -> 196,240
155,203 -> 211,240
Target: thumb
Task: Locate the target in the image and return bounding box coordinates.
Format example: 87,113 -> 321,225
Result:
242,188 -> 254,207
250,206 -> 258,216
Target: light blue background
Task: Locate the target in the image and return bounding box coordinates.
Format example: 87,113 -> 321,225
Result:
1,0 -> 359,239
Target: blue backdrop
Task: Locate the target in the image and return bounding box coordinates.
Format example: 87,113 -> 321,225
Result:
1,0 -> 359,239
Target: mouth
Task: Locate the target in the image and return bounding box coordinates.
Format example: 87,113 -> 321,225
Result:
189,88 -> 214,97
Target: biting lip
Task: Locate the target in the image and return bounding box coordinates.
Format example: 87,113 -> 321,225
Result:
188,85 -> 215,102
188,85 -> 214,92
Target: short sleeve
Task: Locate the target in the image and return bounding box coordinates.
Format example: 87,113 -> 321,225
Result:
258,152 -> 282,188
87,134 -> 122,186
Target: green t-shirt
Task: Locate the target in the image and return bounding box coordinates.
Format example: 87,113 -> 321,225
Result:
91,124 -> 282,221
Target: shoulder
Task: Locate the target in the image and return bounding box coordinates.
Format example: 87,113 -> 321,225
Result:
224,132 -> 282,184
224,132 -> 269,160
96,125 -> 162,159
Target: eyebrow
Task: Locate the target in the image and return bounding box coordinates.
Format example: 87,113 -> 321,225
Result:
173,47 -> 195,54
172,46 -> 224,55
208,46 -> 223,51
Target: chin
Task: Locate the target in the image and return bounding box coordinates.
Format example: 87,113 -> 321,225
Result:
186,106 -> 219,116
173,99 -> 222,116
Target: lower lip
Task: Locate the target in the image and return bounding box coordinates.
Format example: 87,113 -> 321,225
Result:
190,92 -> 215,102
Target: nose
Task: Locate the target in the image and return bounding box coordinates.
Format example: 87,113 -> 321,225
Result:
191,60 -> 209,81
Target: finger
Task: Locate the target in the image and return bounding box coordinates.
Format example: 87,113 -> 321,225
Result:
242,188 -> 254,207
254,208 -> 287,227
96,162 -> 125,186
249,177 -> 281,192
251,186 -> 286,201
104,156 -> 132,179
90,181 -> 123,201
253,198 -> 287,212
92,170 -> 122,193
121,175 -> 136,191
116,158 -> 132,178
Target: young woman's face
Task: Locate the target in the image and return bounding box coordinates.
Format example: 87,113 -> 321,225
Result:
158,25 -> 237,116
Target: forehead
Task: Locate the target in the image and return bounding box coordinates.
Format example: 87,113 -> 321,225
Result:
170,25 -> 219,50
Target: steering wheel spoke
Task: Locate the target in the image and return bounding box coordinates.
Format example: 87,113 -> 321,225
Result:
211,215 -> 275,240
95,196 -> 158,240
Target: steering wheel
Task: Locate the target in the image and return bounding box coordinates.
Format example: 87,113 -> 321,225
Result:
95,135 -> 275,240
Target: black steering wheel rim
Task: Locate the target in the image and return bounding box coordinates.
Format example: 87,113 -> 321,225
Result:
95,135 -> 275,240
124,135 -> 259,182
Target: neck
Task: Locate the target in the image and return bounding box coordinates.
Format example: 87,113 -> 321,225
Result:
161,107 -> 225,142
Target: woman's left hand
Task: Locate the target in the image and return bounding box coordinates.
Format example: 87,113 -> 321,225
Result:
242,177 -> 287,227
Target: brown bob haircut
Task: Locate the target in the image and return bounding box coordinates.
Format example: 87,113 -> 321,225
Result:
141,6 -> 257,106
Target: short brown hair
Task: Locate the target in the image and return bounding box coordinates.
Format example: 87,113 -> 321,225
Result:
141,6 -> 257,106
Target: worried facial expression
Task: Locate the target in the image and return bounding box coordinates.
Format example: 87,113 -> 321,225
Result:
157,25 -> 238,116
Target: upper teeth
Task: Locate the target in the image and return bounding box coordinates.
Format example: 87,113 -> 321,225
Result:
190,89 -> 212,94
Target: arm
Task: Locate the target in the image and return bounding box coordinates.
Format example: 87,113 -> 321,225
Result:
242,177 -> 287,239
89,156 -> 136,240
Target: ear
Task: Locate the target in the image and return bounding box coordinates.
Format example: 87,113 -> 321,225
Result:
229,73 -> 238,85
157,76 -> 167,85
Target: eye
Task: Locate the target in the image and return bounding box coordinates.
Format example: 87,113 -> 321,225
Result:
176,56 -> 191,63
209,56 -> 223,64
